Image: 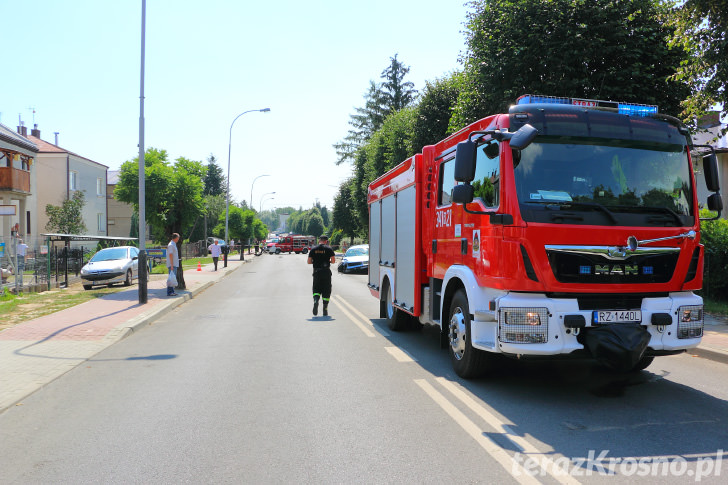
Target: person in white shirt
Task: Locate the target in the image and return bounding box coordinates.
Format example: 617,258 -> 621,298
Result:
16,238 -> 28,287
166,233 -> 180,296
208,239 -> 222,271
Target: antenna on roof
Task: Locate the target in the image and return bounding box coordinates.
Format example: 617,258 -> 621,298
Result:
28,107 -> 36,124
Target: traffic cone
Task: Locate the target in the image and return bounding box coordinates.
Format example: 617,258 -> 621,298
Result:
197,261 -> 202,271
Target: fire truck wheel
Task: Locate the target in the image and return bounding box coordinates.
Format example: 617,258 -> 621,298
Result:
448,289 -> 489,378
382,280 -> 408,331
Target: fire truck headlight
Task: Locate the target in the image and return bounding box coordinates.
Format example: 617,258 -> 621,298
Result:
526,312 -> 541,326
677,305 -> 703,339
499,308 -> 548,344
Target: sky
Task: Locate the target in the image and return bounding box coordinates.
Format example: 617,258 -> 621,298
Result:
0,0 -> 470,212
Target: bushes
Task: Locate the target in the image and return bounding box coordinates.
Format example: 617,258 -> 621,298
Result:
700,213 -> 728,301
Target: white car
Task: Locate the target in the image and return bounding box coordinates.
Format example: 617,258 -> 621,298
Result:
80,246 -> 140,290
338,244 -> 369,274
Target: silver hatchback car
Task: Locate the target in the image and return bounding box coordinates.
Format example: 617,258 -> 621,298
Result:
80,246 -> 140,290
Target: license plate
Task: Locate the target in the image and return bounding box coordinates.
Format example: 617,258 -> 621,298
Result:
592,310 -> 642,324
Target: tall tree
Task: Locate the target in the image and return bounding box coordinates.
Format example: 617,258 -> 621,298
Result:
380,54 -> 418,115
115,148 -> 206,289
452,0 -> 690,129
204,154 -> 226,196
45,190 -> 87,234
668,0 -> 728,132
334,55 -> 417,165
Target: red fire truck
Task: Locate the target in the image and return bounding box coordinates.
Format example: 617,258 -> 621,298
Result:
267,235 -> 316,254
368,94 -> 723,378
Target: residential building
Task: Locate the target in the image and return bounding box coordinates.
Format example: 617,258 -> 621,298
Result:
0,122 -> 37,239
106,170 -> 133,238
26,126 -> 108,238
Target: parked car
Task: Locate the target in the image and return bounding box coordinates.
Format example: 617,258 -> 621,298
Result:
80,246 -> 140,290
338,244 -> 369,274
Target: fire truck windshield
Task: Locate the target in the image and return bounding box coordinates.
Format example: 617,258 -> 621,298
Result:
514,137 -> 694,227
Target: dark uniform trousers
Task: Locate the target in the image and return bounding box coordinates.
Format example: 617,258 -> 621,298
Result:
312,267 -> 332,301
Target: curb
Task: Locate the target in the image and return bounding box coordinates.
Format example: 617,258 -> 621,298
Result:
105,262 -> 243,344
689,346 -> 728,366
0,262 -> 246,414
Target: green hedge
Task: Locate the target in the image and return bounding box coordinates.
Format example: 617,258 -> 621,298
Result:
700,212 -> 728,301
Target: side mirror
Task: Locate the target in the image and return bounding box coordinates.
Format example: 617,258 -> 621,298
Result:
454,140 -> 477,182
707,192 -> 723,212
704,153 -> 721,192
452,184 -> 474,204
509,123 -> 538,150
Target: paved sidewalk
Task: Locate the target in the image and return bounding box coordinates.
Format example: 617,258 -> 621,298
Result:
1,260 -> 727,412
0,257 -> 250,412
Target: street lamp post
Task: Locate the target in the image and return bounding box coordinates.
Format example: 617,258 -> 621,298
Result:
225,108 -> 270,249
260,196 -> 275,212
259,191 -> 276,212
250,174 -> 270,213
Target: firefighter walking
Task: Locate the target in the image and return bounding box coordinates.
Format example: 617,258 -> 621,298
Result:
307,234 -> 336,316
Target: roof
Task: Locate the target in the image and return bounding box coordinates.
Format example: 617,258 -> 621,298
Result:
28,134 -> 109,168
0,122 -> 38,155
40,233 -> 138,242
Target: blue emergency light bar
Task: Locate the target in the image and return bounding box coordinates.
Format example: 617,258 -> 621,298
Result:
516,94 -> 658,116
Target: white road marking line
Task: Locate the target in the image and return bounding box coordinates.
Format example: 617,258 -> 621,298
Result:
414,379 -> 542,485
336,296 -> 390,336
331,299 -> 375,338
384,346 -> 415,362
435,377 -> 581,485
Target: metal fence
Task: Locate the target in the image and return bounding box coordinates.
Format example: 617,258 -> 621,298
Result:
1,235 -> 98,293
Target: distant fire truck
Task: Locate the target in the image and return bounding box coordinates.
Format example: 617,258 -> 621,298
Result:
266,235 -> 316,254
368,94 -> 723,378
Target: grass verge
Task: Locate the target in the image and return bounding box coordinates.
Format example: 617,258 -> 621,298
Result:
0,285 -> 127,330
704,297 -> 728,318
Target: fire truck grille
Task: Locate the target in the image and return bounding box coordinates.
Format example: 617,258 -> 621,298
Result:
546,251 -> 678,284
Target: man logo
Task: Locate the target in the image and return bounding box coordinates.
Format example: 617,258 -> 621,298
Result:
594,264 -> 639,276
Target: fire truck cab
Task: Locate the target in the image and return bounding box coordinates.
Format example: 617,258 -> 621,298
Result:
368,95 -> 723,378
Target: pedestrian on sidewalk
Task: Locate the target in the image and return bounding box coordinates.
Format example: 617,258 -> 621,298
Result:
208,239 -> 222,271
16,238 -> 28,288
307,234 -> 336,316
166,233 -> 180,296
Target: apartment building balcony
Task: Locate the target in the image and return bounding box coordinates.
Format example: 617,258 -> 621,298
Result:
0,166 -> 31,194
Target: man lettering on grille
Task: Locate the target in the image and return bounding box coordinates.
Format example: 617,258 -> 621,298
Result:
307,234 -> 336,316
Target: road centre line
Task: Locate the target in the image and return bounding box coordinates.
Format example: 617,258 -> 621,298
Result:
414,379 -> 542,485
384,346 -> 415,362
331,298 -> 375,338
435,378 -> 580,485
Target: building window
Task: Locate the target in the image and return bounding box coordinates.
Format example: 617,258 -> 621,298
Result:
69,171 -> 78,191
97,178 -> 104,196
98,213 -> 104,232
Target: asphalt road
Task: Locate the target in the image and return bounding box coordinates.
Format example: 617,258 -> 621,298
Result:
1,254 -> 727,484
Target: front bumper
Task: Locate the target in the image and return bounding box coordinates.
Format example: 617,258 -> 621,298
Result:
470,291 -> 703,357
81,271 -> 125,283
339,261 -> 368,273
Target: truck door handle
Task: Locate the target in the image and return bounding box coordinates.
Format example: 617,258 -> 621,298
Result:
461,238 -> 468,255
